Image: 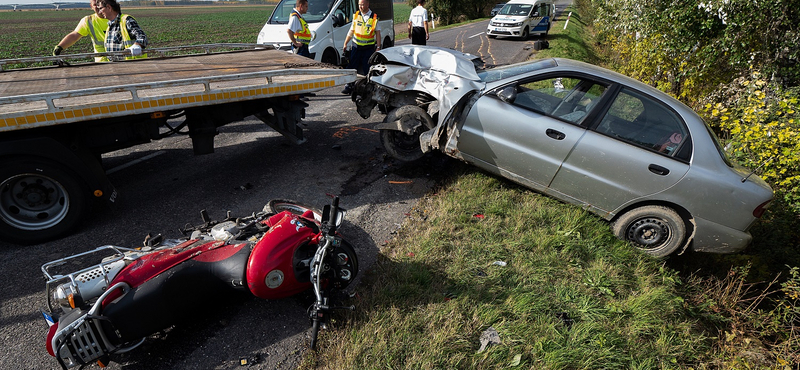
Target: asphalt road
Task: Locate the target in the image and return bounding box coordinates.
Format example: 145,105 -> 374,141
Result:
0,9 -> 572,369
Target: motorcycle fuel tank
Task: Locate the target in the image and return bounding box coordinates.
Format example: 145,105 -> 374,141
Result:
247,211 -> 317,299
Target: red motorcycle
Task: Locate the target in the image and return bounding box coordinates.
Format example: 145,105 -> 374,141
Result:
40,197 -> 358,369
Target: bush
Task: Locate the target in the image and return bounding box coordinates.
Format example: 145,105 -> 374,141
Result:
701,74 -> 800,212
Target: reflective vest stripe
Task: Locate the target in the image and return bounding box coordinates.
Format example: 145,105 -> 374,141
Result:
352,11 -> 377,46
85,16 -> 102,47
291,11 -> 311,44
120,14 -> 146,60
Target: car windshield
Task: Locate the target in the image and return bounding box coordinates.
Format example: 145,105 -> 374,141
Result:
269,0 -> 335,24
478,59 -> 557,83
499,4 -> 533,16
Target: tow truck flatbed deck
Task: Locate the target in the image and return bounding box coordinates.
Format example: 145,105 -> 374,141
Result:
0,49 -> 355,131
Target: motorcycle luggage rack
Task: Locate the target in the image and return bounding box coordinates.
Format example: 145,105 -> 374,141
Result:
41,245 -> 139,312
53,282 -> 144,368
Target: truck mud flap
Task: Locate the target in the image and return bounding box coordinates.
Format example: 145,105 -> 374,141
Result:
254,99 -> 309,145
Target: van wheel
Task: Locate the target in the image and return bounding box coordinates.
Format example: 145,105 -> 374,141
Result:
383,36 -> 393,49
520,27 -> 529,40
321,48 -> 339,66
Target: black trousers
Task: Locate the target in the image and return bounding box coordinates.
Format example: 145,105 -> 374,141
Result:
411,26 -> 427,45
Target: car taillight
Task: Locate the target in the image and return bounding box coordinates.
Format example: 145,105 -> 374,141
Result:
753,199 -> 772,218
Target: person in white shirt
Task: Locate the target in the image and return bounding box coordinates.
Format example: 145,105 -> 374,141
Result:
408,0 -> 429,45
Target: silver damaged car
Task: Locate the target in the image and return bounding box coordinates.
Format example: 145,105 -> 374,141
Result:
351,45 -> 774,257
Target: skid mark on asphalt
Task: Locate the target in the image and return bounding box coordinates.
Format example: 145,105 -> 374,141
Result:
332,126 -> 378,139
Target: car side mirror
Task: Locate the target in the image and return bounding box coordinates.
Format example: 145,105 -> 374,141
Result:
497,86 -> 517,103
532,11 -> 539,17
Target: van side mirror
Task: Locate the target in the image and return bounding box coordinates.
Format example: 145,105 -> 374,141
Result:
333,13 -> 345,27
532,11 -> 539,17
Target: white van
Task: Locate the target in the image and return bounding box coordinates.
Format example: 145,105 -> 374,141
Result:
486,0 -> 555,39
257,0 -> 394,66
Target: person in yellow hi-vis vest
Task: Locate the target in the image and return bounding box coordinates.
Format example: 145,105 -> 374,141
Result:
340,0 -> 381,95
96,0 -> 148,61
53,0 -> 109,62
287,0 -> 312,58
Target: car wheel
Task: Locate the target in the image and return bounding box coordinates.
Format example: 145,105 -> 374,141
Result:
611,205 -> 686,257
520,27 -> 529,40
0,158 -> 89,244
380,105 -> 435,162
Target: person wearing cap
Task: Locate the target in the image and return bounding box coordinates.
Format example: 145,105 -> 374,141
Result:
341,0 -> 381,95
287,0 -> 312,58
52,0 -> 109,62
95,0 -> 148,61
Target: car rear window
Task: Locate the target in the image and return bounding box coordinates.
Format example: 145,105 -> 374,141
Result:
595,88 -> 690,158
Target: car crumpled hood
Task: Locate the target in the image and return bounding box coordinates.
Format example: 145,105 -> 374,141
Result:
370,46 -> 486,150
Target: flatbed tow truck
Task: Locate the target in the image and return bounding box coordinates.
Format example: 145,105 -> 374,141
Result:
0,45 -> 356,244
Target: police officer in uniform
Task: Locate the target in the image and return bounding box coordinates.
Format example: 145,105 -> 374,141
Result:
341,0 -> 381,94
287,0 -> 312,57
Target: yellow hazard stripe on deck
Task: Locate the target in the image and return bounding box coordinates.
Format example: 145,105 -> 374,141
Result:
0,80 -> 335,128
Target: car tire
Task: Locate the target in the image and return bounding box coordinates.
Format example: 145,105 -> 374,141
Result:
611,205 -> 686,257
380,105 -> 435,162
0,158 -> 89,245
520,27 -> 529,40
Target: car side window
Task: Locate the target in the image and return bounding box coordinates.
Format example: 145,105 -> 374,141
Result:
596,88 -> 689,156
510,76 -> 608,124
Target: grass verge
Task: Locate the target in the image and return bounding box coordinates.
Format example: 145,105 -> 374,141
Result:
307,168 -> 708,369
304,4 -> 800,368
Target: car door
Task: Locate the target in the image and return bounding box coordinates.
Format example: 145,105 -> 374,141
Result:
530,2 -> 551,34
457,75 -> 608,193
548,87 -> 692,216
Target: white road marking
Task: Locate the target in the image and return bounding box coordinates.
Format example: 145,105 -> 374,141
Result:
107,151 -> 166,174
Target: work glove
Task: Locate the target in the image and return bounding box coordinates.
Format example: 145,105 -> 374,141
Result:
129,44 -> 143,56
53,45 -> 63,56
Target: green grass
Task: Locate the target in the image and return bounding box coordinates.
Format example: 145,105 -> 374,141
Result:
306,170 -> 708,369
0,5 -> 275,59
300,5 -> 800,368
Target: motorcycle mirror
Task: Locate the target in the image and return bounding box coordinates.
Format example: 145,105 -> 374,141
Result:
321,205 -> 346,229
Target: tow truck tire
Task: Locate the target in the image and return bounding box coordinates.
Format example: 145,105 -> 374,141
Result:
380,105 -> 435,162
0,158 -> 89,245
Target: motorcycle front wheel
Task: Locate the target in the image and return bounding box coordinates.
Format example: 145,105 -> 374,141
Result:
265,199 -> 322,222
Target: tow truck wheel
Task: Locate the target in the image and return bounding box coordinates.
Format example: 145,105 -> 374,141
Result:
380,105 -> 435,162
0,158 -> 89,245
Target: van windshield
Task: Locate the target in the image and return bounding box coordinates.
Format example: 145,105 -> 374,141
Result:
269,0 -> 336,24
498,4 -> 533,16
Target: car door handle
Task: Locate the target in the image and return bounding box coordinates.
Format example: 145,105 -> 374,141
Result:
648,164 -> 670,176
546,129 -> 565,140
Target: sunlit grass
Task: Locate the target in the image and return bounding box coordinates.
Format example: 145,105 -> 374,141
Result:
304,170 -> 708,369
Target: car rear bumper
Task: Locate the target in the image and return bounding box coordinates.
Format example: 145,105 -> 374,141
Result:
691,216 -> 753,253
